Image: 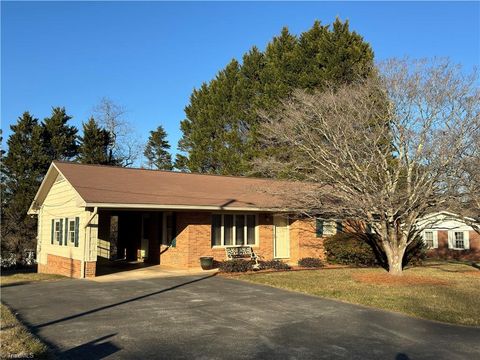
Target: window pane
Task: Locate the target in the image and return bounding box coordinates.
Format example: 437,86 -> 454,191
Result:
324,221 -> 335,235
235,215 -> 245,245
224,215 -> 233,246
211,215 -> 222,246
246,215 -> 256,245
69,221 -> 75,242
424,231 -> 434,248
454,232 -> 464,248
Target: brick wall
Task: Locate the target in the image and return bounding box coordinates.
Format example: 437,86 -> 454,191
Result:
37,254 -> 97,278
291,218 -> 325,261
38,254 -> 82,278
159,212 -> 326,268
85,261 -> 96,278
427,230 -> 480,261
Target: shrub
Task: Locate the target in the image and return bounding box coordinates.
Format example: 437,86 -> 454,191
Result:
259,260 -> 291,271
403,236 -> 428,267
218,259 -> 255,273
298,257 -> 324,268
324,233 -> 378,267
324,232 -> 428,269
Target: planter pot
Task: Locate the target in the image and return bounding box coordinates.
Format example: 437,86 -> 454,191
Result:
200,256 -> 214,270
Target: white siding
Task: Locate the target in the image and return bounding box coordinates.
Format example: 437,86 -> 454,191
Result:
37,176 -> 88,265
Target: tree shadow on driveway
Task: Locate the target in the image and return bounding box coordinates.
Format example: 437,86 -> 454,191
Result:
34,273 -> 217,330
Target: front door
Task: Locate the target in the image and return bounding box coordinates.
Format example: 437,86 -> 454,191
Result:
140,214 -> 150,260
274,215 -> 289,259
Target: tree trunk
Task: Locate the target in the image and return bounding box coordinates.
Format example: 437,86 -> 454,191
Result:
386,245 -> 406,276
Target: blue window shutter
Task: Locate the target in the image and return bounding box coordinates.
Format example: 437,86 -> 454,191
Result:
74,217 -> 80,247
64,218 -> 68,246
336,221 -> 343,233
316,219 -> 323,237
59,219 -> 63,245
171,213 -> 177,247
51,219 -> 54,244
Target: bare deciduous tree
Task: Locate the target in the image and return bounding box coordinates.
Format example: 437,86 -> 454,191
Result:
92,97 -> 142,167
256,58 -> 479,275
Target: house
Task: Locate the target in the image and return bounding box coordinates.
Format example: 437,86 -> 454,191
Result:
417,211 -> 480,261
28,161 -> 337,278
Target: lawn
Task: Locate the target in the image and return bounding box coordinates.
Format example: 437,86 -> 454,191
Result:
1,272 -> 62,359
0,303 -> 50,359
1,272 -> 64,287
237,261 -> 480,326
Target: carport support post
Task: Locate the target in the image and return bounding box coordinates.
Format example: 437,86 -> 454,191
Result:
82,207 -> 99,278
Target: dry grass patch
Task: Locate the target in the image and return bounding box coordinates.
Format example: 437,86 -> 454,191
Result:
1,272 -> 64,287
352,273 -> 450,286
237,261 -> 480,326
0,303 -> 50,359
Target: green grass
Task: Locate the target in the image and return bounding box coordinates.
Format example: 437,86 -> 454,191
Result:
237,261 -> 480,326
0,303 -> 50,359
0,272 -> 63,358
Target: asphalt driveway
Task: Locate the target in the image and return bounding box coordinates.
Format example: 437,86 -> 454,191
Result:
2,273 -> 479,360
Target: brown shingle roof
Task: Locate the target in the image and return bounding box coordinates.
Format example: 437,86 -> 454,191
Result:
54,161 -> 292,210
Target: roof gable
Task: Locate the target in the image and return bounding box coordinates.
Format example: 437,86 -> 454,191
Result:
28,163 -> 86,214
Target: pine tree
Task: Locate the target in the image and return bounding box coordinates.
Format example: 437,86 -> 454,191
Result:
144,126 -> 173,170
1,112 -> 49,255
177,19 -> 375,175
42,107 -> 78,162
77,117 -> 116,165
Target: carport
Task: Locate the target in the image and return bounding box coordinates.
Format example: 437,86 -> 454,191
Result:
94,209 -> 178,276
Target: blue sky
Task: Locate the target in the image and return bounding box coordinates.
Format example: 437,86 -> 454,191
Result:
2,1 -> 479,163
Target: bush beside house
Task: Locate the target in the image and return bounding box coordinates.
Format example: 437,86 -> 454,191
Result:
324,233 -> 379,266
324,232 -> 427,268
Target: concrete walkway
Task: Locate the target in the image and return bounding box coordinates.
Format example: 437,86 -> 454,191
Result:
92,264 -> 217,282
2,274 -> 479,359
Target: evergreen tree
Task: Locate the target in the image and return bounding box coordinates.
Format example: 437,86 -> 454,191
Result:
77,117 -> 116,165
144,126 -> 173,170
42,107 -> 78,163
1,112 -> 49,255
176,19 -> 375,175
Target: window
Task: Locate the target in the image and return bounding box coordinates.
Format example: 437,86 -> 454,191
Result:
211,215 -> 222,246
422,230 -> 437,248
454,232 -> 465,249
55,220 -> 61,243
211,214 -> 257,247
316,219 -> 336,237
69,220 -> 76,243
448,230 -> 470,250
424,231 -> 434,248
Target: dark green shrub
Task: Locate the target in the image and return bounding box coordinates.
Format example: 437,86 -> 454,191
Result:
324,232 -> 428,269
324,233 -> 378,266
259,260 -> 291,270
403,236 -> 428,267
298,257 -> 324,268
219,259 -> 254,273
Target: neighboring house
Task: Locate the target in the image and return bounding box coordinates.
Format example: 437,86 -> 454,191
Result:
417,211 -> 480,261
28,161 -> 337,278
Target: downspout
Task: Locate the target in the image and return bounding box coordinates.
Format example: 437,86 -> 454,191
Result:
82,207 -> 98,278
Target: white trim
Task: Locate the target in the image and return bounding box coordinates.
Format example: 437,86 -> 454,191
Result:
420,211 -> 477,223
448,230 -> 470,250
85,202 -> 280,212
273,215 -> 290,259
